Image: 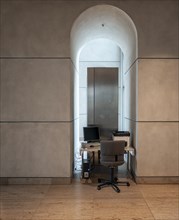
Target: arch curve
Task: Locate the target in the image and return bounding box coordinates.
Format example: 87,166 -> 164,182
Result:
70,4 -> 138,71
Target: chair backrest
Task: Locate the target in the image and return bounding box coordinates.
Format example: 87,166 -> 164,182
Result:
100,140 -> 126,166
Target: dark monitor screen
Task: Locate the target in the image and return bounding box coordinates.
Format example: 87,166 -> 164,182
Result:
83,126 -> 100,142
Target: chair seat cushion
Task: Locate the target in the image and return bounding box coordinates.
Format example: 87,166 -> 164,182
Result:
101,161 -> 124,167
101,155 -> 124,162
101,160 -> 124,167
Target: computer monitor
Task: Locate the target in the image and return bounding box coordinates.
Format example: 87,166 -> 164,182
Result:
83,126 -> 100,142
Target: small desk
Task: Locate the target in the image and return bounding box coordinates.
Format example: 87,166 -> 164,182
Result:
80,143 -> 135,181
80,144 -> 134,154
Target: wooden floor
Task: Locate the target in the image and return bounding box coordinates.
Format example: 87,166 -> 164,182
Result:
0,177 -> 179,220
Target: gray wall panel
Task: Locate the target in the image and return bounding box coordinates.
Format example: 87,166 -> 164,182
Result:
0,122 -> 73,177
137,122 -> 179,176
138,59 -> 178,121
1,59 -> 73,121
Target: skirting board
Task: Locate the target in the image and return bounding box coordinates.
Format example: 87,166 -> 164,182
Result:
0,177 -> 72,185
131,170 -> 179,184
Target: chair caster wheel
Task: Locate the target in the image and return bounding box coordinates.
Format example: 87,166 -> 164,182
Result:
97,186 -> 101,190
116,189 -> 120,193
127,182 -> 130,186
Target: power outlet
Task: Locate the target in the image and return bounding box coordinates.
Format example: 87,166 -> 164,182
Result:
84,172 -> 89,178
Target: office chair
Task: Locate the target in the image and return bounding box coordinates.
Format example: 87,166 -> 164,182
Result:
97,140 -> 130,193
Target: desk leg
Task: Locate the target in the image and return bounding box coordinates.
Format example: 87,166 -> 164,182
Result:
92,152 -> 95,165
98,150 -> 100,164
127,151 -> 131,171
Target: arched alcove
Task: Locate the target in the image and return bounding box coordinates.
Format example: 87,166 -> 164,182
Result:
71,4 -> 138,72
70,4 -> 138,172
78,38 -> 121,140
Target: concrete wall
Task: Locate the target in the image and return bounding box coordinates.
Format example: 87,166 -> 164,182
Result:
0,0 -> 178,183
118,0 -> 178,182
0,58 -> 74,183
0,0 -> 76,183
136,59 -> 178,182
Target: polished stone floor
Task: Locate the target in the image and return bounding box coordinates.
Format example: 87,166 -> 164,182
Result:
0,177 -> 179,220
